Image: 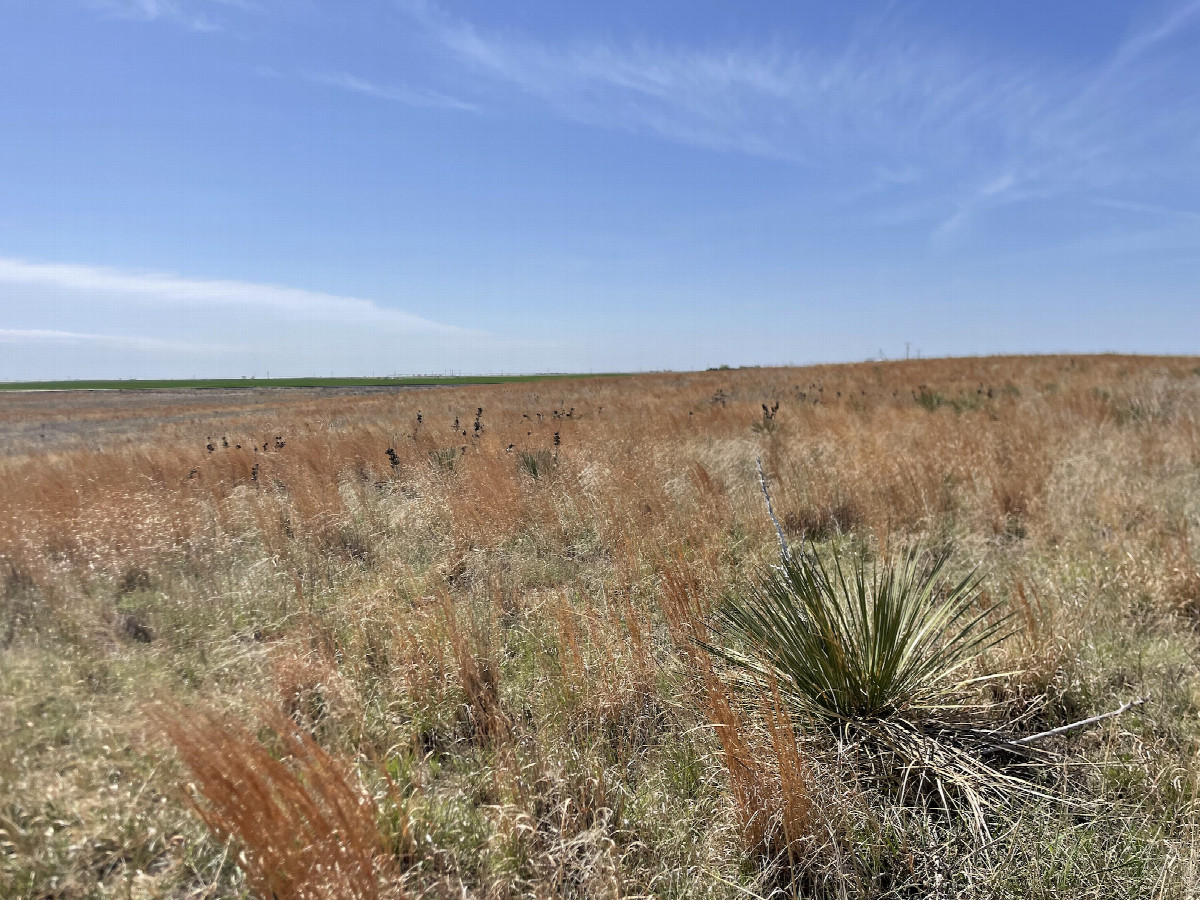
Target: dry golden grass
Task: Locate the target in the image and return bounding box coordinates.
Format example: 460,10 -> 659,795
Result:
146,703 -> 397,900
3,354 -> 1200,898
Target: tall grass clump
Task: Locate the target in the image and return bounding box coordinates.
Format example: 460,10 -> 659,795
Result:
706,543 -> 1026,833
149,703 -> 399,900
516,448 -> 555,481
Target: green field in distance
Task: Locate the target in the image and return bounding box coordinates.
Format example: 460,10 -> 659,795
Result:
0,373 -> 626,392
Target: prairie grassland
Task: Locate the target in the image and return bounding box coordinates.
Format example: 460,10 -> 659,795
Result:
2,355 -> 1200,898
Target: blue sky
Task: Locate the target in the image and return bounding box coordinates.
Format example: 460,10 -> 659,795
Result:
0,0 -> 1197,378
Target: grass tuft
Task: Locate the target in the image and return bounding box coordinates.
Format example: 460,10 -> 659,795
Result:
148,702 -> 399,900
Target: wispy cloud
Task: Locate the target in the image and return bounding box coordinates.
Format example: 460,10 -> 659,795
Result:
930,174 -> 1054,241
0,257 -> 470,335
1113,0 -> 1200,68
396,0 -> 1200,242
90,0 -> 1200,223
85,0 -> 234,31
0,257 -> 561,379
1094,198 -> 1200,224
306,72 -> 477,112
400,1 -> 1061,170
0,328 -> 243,354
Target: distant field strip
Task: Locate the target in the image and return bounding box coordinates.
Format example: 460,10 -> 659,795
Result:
0,373 -> 628,391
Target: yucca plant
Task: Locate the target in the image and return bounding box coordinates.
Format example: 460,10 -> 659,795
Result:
708,544 -> 1006,722
517,448 -> 555,481
704,542 -> 1034,834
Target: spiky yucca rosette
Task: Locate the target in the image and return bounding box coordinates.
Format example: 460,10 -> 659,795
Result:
704,542 -> 1046,837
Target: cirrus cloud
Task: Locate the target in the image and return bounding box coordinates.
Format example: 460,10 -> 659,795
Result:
0,257 -> 554,380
